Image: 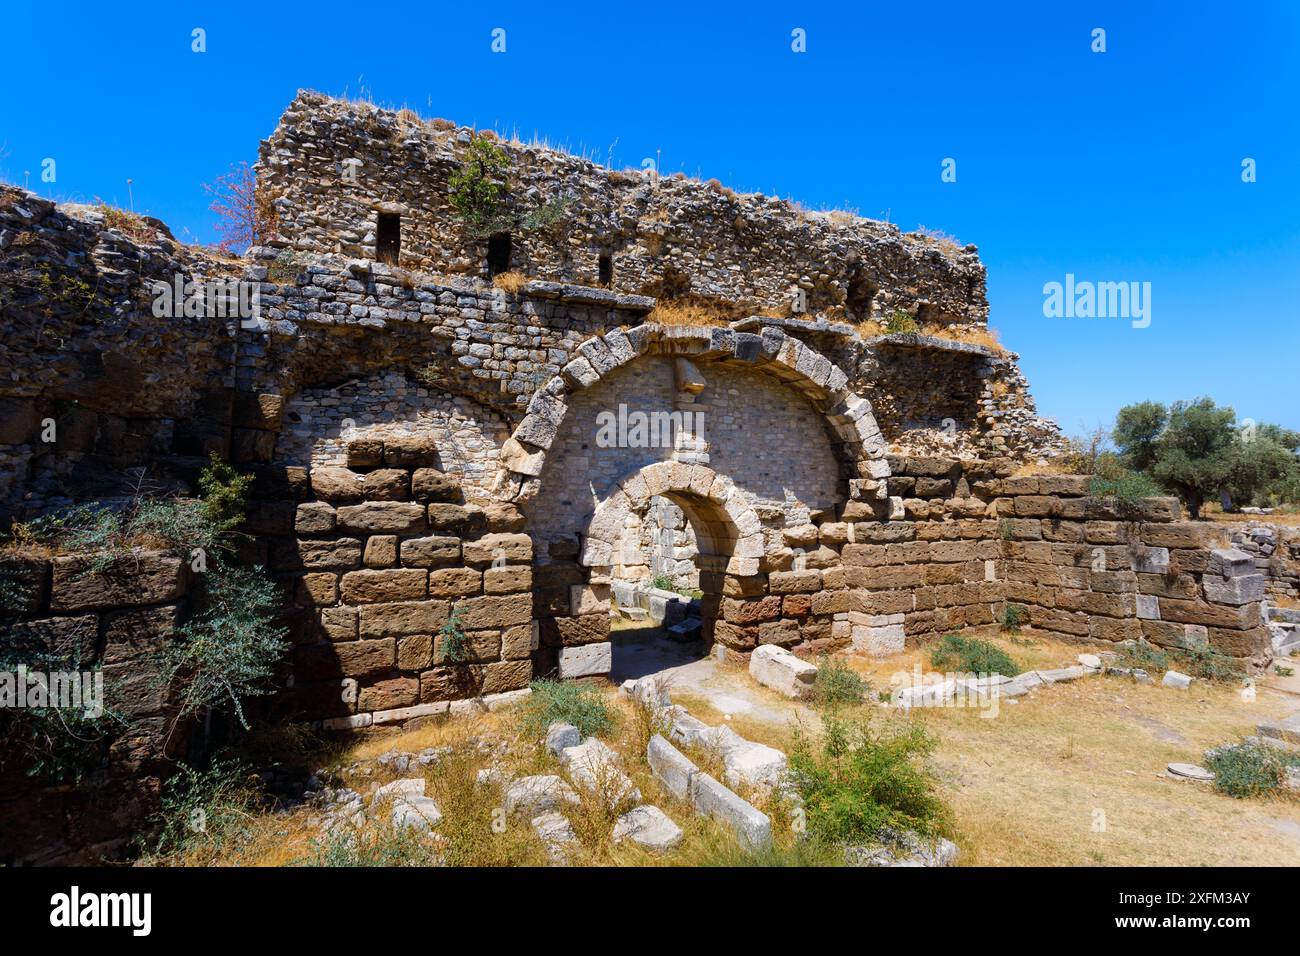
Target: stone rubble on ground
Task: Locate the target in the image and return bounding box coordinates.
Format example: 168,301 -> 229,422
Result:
844,830 -> 960,867
1162,670 -> 1193,689
503,774 -> 580,817
530,811 -> 578,863
611,805 -> 684,853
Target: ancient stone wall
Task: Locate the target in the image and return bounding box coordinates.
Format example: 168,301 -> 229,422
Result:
257,92 -> 988,328
0,551 -> 193,863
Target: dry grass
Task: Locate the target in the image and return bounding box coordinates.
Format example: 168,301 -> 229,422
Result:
715,628 -> 1300,866
913,225 -> 964,255
920,322 -> 1007,353
491,270 -> 528,294
1200,503 -> 1300,529
646,300 -> 733,328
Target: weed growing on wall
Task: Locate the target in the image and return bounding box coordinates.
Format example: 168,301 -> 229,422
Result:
155,565 -> 289,731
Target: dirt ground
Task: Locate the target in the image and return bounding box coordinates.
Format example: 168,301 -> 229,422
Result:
649,625 -> 1300,866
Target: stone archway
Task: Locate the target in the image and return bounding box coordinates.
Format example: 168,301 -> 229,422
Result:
579,461 -> 762,651
492,323 -> 892,509
505,322 -> 894,681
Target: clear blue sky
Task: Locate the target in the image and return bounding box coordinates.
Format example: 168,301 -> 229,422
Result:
4,1 -> 1297,433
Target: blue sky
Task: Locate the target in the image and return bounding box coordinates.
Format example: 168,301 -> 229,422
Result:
4,1 -> 1297,433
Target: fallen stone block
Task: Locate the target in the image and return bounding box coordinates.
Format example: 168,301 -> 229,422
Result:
370,778 -> 425,806
647,734 -> 699,800
391,795 -> 443,833
1036,666 -> 1088,684
559,738 -> 641,807
612,805 -> 683,853
691,773 -> 772,851
503,774 -> 579,817
722,741 -> 788,794
558,641 -> 612,678
749,643 -> 817,699
1162,670 -> 1193,689
531,811 -> 578,863
546,722 -> 582,756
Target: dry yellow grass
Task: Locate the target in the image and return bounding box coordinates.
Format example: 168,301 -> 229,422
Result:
646,300 -> 733,328
688,628 -> 1300,866
491,270 -> 528,294
920,322 -> 1007,353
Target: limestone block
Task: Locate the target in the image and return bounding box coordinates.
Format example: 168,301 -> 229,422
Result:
558,642 -> 612,678
612,806 -> 683,853
748,644 -> 817,698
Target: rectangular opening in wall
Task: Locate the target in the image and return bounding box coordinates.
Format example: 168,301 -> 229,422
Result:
487,232 -> 512,277
598,253 -> 613,286
376,213 -> 401,265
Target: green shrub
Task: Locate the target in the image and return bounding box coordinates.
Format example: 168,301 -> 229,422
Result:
299,825 -> 442,867
812,657 -> 869,710
146,757 -> 260,858
1000,603 -> 1027,634
1115,638 -> 1169,672
929,634 -> 1020,677
883,310 -> 918,334
1204,742 -> 1300,798
520,679 -> 615,739
1180,645 -> 1240,683
448,134 -> 512,236
788,715 -> 948,845
155,564 -> 289,730
197,453 -> 252,535
1087,471 -> 1162,508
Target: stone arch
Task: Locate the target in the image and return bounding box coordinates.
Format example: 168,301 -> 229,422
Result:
581,461 -> 763,576
493,322 -> 892,509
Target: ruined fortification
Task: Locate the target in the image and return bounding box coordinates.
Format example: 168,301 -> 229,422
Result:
0,91 -> 1282,861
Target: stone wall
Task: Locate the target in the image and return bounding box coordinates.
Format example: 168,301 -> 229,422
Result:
0,551 -> 193,863
257,92 -> 988,329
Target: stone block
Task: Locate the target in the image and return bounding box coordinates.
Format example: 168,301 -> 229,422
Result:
399,536 -> 462,568
339,569 -> 428,604
50,554 -> 186,611
558,642 -> 612,678
748,644 -> 817,698
335,502 -> 426,534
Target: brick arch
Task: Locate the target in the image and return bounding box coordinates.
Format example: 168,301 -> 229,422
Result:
492,322 -> 892,507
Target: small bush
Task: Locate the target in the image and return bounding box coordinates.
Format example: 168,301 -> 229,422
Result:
197,454 -> 252,536
883,310 -> 918,334
520,679 -> 615,739
1088,471 -> 1162,507
1180,645 -> 1240,683
812,657 -> 869,710
1115,638 -> 1169,672
1204,742 -> 1300,798
1000,603 -> 1027,634
300,825 -> 443,867
929,634 -> 1020,677
788,715 -> 948,845
146,757 -> 261,859
155,565 -> 289,730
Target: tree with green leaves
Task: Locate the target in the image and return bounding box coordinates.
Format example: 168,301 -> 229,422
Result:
1228,423 -> 1300,508
1145,398 -> 1238,519
1112,400 -> 1167,473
